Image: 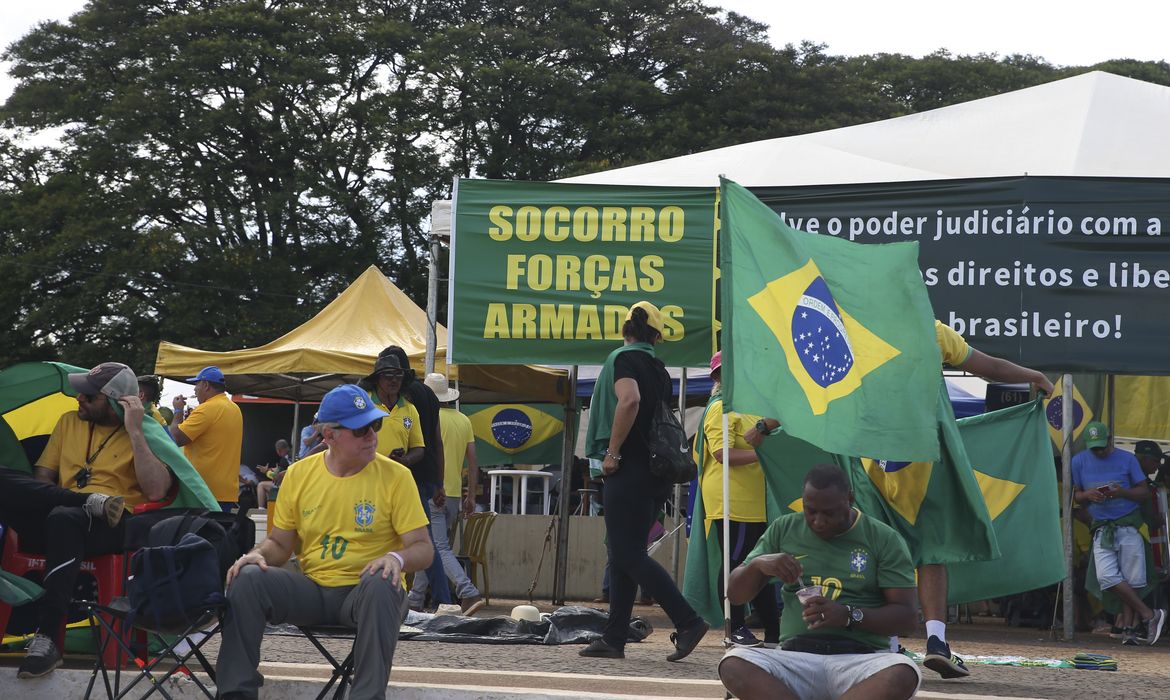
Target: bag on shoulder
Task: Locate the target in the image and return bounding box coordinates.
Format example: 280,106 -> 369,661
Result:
127,529 -> 225,630
644,398 -> 698,484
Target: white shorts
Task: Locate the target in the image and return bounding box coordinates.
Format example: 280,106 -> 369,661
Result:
1093,525 -> 1147,590
721,646 -> 921,700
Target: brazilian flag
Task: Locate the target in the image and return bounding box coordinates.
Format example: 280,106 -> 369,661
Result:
945,400 -> 1064,604
461,403 -> 566,466
719,178 -> 941,462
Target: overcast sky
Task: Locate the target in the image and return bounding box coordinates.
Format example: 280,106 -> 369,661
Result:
3,1 -> 1168,103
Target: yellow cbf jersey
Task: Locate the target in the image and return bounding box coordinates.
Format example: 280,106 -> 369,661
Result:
273,451 -> 428,587
698,398 -> 766,524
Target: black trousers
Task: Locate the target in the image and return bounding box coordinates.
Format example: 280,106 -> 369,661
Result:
601,465 -> 700,648
714,519 -> 780,641
0,469 -> 126,641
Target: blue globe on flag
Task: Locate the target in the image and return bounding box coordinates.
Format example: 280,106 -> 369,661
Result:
491,408 -> 533,449
1045,395 -> 1084,430
790,276 -> 854,388
878,460 -> 912,473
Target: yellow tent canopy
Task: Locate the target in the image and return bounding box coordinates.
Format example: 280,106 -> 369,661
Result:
155,266 -> 569,403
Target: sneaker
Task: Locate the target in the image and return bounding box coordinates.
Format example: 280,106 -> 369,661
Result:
923,635 -> 970,679
1122,629 -> 1139,646
667,619 -> 710,662
84,493 -> 125,528
1145,609 -> 1166,645
17,634 -> 62,679
592,594 -> 609,604
1108,625 -> 1125,639
579,637 -> 624,658
726,626 -> 763,648
460,595 -> 486,617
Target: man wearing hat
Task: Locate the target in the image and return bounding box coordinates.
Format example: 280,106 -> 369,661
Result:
216,384 -> 431,700
170,365 -> 244,510
1072,421 -> 1165,645
406,373 -> 485,615
1134,440 -> 1169,487
0,362 -> 174,678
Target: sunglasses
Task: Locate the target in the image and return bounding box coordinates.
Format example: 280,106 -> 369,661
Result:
79,393 -> 101,402
378,370 -> 405,379
347,419 -> 383,438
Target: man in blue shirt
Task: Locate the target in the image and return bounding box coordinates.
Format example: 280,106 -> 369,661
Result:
1071,421 -> 1165,645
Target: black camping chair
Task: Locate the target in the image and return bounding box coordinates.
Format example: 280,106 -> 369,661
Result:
298,625 -> 356,700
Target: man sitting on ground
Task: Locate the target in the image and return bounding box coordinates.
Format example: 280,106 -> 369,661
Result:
0,362 -> 173,678
719,463 -> 920,700
215,384 -> 432,700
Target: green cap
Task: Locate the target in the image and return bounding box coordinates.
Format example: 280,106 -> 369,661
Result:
1083,421 -> 1109,449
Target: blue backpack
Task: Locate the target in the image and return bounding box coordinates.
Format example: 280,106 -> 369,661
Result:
126,515 -> 226,629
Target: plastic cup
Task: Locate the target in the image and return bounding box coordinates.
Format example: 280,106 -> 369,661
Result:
795,585 -> 824,605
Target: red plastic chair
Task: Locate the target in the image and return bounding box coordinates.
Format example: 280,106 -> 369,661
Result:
0,496 -> 172,669
0,528 -> 126,668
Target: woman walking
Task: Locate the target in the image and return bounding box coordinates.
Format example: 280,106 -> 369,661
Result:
581,301 -> 709,660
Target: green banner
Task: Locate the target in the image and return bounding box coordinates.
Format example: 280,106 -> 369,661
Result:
461,403 -> 569,466
450,178 -> 717,365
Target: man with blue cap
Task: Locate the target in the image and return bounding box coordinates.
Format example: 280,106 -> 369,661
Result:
170,365 -> 243,510
216,383 -> 432,700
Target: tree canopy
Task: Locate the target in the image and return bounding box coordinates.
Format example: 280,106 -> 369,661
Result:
2,0 -> 1168,372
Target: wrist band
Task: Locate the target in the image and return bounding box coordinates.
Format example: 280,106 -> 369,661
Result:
388,551 -> 405,568
604,448 -> 622,461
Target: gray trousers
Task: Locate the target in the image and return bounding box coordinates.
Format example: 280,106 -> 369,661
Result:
216,564 -> 406,699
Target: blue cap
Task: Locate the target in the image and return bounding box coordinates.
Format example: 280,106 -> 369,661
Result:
317,384 -> 389,429
187,366 -> 226,384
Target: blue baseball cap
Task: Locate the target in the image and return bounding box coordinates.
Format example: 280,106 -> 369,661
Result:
317,384 -> 389,429
187,366 -> 226,384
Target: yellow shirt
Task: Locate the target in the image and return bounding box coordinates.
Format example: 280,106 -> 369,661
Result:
147,404 -> 167,427
273,452 -> 429,587
37,412 -> 145,509
178,392 -> 244,502
698,398 -> 766,524
374,396 -> 424,458
935,320 -> 973,367
439,407 -> 474,497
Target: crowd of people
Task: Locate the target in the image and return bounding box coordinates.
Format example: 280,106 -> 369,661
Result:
1,302 -> 1166,699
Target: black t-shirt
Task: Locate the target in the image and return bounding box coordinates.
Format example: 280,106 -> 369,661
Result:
404,380 -> 442,487
613,349 -> 670,465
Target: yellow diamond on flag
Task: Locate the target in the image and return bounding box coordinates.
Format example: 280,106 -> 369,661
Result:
786,497 -> 803,513
862,459 -> 933,526
748,260 -> 901,415
973,469 -> 1026,520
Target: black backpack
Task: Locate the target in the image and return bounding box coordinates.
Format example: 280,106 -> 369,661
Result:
127,516 -> 228,629
642,364 -> 698,484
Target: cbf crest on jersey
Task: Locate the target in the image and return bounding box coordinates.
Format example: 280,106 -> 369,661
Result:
354,499 -> 376,530
402,416 -> 413,430
850,548 -> 870,575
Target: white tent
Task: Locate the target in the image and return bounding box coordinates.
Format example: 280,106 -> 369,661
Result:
560,71 -> 1170,187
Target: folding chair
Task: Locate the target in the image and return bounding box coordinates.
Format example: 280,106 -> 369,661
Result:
297,625 -> 356,700
83,598 -> 225,700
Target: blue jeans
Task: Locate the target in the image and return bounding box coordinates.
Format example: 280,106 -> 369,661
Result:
417,483 -> 452,604
408,499 -> 480,606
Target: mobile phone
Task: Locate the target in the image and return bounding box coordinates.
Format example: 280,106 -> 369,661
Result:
1096,485 -> 1112,494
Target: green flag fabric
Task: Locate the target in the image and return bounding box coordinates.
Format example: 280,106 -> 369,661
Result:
719,178 -> 941,462
461,403 -> 568,466
945,400 -> 1064,603
845,382 -> 999,567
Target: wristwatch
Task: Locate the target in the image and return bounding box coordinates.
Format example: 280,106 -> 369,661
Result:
844,604 -> 864,629
755,419 -> 769,435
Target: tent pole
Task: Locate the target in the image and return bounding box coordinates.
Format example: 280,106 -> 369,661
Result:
425,235 -> 441,374
290,397 -> 302,460
552,365 -> 578,605
722,411 -> 731,641
672,369 -> 687,583
1061,373 -> 1075,640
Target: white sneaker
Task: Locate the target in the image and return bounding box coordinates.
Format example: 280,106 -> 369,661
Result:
84,493 -> 125,527
1146,609 -> 1166,645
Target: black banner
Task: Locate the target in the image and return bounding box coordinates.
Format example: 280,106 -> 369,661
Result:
751,177 -> 1170,374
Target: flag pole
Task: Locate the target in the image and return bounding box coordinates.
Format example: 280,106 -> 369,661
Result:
722,411 -> 732,640
672,368 -> 687,583
552,365 -> 578,605
1060,373 -> 1075,640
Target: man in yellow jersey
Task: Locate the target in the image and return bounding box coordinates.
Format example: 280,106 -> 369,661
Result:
216,384 -> 432,700
405,373 -> 485,615
170,365 -> 243,510
0,362 -> 173,679
137,374 -> 168,426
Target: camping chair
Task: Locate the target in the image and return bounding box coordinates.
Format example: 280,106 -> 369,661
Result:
298,625 -> 356,700
455,512 -> 497,603
83,598 -> 225,700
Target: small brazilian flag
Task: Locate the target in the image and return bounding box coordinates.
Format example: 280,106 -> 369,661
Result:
462,403 -> 566,466
719,178 -> 941,461
1042,380 -> 1092,448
